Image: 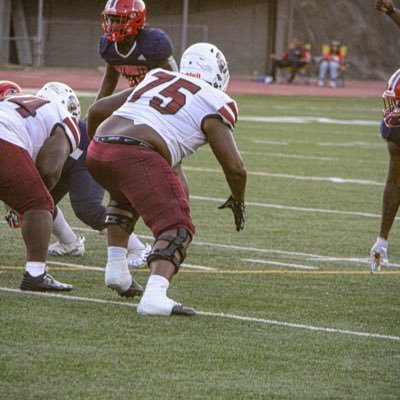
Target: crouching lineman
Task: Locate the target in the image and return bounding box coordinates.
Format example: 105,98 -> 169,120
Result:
87,42 -> 247,316
370,68 -> 400,272
0,81 -> 81,290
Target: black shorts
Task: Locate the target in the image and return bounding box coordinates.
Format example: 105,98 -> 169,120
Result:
380,120 -> 400,147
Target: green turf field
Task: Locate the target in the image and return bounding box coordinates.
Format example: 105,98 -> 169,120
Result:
1,94 -> 399,399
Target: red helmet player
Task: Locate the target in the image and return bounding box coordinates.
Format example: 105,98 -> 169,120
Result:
0,80 -> 22,98
101,0 -> 146,42
383,69 -> 400,128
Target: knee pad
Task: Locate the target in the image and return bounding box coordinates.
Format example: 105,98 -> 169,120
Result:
105,200 -> 139,234
147,228 -> 190,272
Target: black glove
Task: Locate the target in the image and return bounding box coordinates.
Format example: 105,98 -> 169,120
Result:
218,195 -> 246,231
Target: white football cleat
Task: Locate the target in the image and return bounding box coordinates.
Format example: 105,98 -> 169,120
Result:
48,236 -> 85,257
127,243 -> 151,269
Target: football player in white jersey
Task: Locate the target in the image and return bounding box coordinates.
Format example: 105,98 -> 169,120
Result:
87,43 -> 247,316
0,82 -> 81,291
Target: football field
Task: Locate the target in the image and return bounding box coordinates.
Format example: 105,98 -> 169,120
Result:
1,94 -> 399,399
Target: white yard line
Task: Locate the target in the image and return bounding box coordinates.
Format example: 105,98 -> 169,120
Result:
240,115 -> 378,126
184,166 -> 384,186
47,260 -> 217,272
57,227 -> 399,268
242,259 -> 320,270
240,150 -> 337,161
252,139 -> 384,149
190,195 -> 388,219
1,287 -> 398,341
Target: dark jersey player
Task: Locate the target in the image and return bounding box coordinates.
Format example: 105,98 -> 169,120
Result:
96,0 -> 178,101
370,69 -> 400,272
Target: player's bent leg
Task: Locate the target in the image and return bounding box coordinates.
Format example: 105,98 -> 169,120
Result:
104,201 -> 143,298
137,228 -> 196,316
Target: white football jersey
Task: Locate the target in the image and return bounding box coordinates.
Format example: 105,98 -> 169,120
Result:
113,68 -> 238,167
0,94 -> 80,162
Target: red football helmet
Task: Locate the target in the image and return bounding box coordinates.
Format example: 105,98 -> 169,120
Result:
101,0 -> 146,42
0,80 -> 22,98
383,69 -> 400,127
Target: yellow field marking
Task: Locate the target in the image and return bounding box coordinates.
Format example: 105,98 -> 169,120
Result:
1,265 -> 400,275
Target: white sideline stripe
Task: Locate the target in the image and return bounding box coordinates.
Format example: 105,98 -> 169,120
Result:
243,259 -> 320,270
1,287 -> 398,341
240,115 -> 378,126
191,195 -> 389,219
47,260 -> 217,272
184,166 -> 384,186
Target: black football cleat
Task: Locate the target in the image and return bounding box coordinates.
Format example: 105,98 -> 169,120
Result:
20,271 -> 73,292
171,304 -> 197,316
108,279 -> 144,299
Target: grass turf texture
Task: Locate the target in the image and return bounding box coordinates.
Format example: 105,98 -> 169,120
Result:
1,95 -> 399,399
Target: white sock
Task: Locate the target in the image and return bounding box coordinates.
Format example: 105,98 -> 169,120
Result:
138,275 -> 174,316
127,233 -> 145,250
105,247 -> 131,290
52,207 -> 77,244
25,262 -> 46,277
142,275 -> 170,299
107,246 -> 128,262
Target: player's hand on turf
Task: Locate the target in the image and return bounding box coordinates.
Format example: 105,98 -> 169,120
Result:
370,237 -> 388,273
4,205 -> 23,228
218,195 -> 246,231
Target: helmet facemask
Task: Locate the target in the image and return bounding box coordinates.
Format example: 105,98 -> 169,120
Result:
101,0 -> 146,42
383,69 -> 400,128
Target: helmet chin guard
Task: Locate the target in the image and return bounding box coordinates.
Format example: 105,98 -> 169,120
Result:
180,42 -> 230,92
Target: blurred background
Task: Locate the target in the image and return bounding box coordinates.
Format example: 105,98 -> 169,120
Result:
0,0 -> 398,81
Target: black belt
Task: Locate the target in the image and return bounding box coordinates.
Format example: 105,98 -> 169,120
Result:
94,135 -> 154,149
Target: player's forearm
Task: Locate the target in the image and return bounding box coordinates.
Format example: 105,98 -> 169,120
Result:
379,180 -> 400,239
224,168 -> 247,202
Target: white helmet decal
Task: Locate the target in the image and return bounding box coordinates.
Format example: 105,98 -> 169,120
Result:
36,82 -> 81,120
180,42 -> 230,92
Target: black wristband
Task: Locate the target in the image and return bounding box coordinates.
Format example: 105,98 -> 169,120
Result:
387,6 -> 396,16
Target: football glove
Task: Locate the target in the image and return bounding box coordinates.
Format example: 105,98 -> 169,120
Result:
4,205 -> 23,228
218,195 -> 246,231
370,237 -> 388,273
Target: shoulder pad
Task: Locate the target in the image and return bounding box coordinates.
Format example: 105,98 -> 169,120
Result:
218,100 -> 238,129
140,27 -> 173,60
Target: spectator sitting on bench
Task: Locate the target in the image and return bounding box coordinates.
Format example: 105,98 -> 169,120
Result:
317,40 -> 345,88
268,38 -> 311,84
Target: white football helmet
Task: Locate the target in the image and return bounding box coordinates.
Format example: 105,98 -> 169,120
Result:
36,82 -> 81,120
180,42 -> 230,92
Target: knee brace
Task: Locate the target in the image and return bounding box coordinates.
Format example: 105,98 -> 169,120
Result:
147,228 -> 190,272
105,200 -> 139,234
